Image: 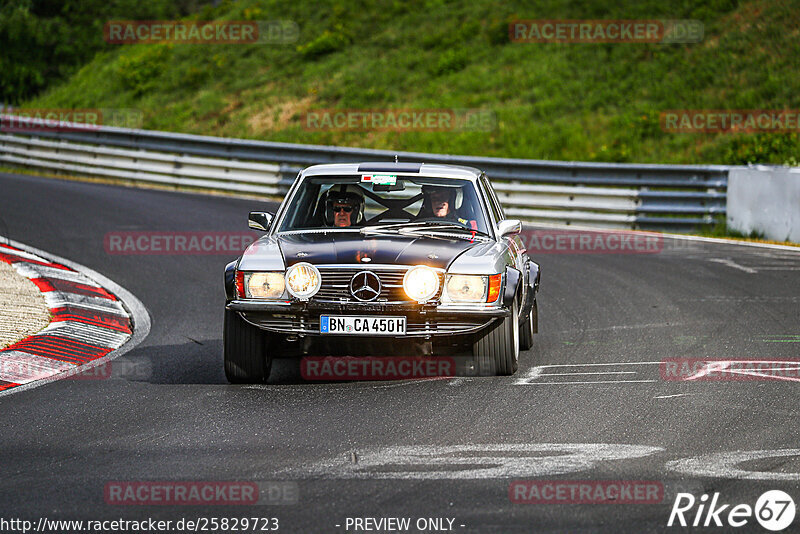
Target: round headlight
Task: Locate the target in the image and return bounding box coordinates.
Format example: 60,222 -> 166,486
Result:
246,272 -> 285,299
446,274 -> 487,302
403,266 -> 440,303
285,262 -> 321,300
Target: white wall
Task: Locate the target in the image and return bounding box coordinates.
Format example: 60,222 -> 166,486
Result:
727,166 -> 800,243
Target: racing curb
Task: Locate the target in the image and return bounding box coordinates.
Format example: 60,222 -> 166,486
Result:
0,238 -> 150,396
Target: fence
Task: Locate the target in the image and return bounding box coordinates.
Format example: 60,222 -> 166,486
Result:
0,114 -> 731,231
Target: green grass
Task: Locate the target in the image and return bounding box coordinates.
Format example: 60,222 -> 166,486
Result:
22,0 -> 800,164
693,214 -> 800,245
697,215 -> 766,239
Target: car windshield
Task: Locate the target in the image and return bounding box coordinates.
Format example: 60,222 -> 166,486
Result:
277,175 -> 491,236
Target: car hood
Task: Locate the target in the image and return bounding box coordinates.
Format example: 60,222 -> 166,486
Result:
276,232 -> 479,270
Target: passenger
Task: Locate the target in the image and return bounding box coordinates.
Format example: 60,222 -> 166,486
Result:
419,185 -> 458,221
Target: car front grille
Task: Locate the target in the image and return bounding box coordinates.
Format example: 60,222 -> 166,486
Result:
314,267 -> 444,303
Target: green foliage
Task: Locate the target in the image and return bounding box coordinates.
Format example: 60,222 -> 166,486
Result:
296,25 -> 352,59
115,46 -> 172,95
718,133 -> 800,165
699,215 -> 766,240
0,0 -> 192,103
431,48 -> 469,76
1,0 -> 68,103
17,0 -> 800,165
485,15 -> 516,47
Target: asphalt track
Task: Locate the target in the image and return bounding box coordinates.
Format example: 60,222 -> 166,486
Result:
1,170 -> 799,533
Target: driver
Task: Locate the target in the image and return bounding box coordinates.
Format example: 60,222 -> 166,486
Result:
324,189 -> 364,227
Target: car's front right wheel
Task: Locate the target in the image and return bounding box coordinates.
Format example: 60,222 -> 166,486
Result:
519,299 -> 536,351
473,300 -> 519,376
224,308 -> 272,383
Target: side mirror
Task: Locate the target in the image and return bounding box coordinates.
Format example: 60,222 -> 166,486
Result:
248,211 -> 274,232
497,219 -> 522,238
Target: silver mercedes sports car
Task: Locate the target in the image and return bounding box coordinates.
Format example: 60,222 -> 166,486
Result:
223,162 -> 540,381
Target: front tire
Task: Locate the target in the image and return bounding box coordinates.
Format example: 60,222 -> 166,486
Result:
224,308 -> 271,383
473,300 -> 519,376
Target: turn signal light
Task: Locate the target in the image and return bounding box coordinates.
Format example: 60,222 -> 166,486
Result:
487,274 -> 502,302
236,270 -> 246,297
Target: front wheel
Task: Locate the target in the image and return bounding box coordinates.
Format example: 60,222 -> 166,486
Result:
473,301 -> 519,376
519,299 -> 537,351
224,308 -> 272,383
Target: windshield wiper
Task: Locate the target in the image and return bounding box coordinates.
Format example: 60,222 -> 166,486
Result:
400,224 -> 463,233
406,224 -> 489,235
360,221 -> 490,240
399,226 -> 491,241
360,221 -> 433,234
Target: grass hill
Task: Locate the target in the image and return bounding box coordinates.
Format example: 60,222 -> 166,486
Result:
19,0 -> 800,165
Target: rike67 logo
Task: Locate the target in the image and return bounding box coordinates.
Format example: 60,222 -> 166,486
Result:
668,490 -> 796,531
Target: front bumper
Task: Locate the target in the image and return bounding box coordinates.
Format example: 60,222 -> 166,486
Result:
226,299 -> 509,337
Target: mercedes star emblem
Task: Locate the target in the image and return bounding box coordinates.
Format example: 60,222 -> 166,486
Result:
349,271 -> 381,302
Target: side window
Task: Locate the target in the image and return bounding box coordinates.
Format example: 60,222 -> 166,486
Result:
480,176 -> 503,224
485,176 -> 506,219
281,182 -> 319,229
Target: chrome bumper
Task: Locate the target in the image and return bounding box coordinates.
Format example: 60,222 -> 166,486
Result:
226,299 -> 509,337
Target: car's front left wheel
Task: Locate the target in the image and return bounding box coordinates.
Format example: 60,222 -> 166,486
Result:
473,300 -> 520,376
224,308 -> 272,383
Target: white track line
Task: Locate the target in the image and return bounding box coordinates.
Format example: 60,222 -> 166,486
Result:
519,380 -> 657,385
708,258 -> 758,273
540,371 -> 637,376
515,361 -> 663,385
537,361 -> 664,368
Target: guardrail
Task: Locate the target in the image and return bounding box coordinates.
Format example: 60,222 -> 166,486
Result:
0,114 -> 731,231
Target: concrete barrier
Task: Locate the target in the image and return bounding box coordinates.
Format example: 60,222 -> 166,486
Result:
727,166 -> 800,243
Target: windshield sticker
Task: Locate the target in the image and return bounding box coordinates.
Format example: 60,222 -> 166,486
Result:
361,174 -> 397,185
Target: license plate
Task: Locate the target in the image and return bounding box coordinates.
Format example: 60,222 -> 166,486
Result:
320,315 -> 406,335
